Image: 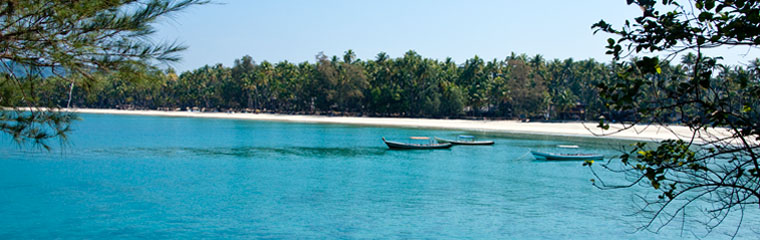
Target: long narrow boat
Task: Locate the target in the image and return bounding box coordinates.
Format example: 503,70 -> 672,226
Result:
382,137 -> 453,150
434,135 -> 494,145
530,150 -> 603,161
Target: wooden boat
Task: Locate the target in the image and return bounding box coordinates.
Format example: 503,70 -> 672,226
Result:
434,135 -> 494,145
382,137 -> 453,150
530,150 -> 603,161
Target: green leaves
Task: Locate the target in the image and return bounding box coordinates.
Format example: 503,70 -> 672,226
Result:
0,0 -> 206,148
592,0 -> 760,235
0,109 -> 78,150
598,118 -> 610,130
704,0 -> 715,10
741,104 -> 752,113
696,0 -> 716,10
635,57 -> 661,75
622,139 -> 703,196
698,12 -> 714,22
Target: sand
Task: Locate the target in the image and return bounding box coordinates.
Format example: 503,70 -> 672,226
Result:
65,108 -> 734,143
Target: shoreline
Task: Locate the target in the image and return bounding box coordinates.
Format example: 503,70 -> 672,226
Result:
66,108 -> 722,143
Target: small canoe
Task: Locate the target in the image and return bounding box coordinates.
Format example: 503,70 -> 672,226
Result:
531,150 -> 603,161
382,137 -> 453,150
434,135 -> 494,145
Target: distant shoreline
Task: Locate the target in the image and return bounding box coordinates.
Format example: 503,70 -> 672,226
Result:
63,108 -> 721,143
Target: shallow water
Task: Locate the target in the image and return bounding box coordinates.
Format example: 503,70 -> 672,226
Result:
0,114 -> 756,239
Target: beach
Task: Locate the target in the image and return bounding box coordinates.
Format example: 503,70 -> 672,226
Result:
69,108 -> 728,142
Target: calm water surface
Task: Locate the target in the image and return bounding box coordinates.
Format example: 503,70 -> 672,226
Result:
0,114 -> 756,239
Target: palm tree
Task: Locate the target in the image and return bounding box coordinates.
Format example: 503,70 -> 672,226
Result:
344,49 -> 357,64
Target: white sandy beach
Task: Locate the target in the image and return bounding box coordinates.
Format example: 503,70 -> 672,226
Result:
67,108 -> 733,143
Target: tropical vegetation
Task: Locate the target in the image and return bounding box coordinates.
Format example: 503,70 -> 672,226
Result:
17,50 -> 758,124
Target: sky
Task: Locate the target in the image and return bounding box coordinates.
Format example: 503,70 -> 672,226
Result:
154,0 -> 759,72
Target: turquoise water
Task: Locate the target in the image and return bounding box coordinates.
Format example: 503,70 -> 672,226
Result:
0,114 -> 756,239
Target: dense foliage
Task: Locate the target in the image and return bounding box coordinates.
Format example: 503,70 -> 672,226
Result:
590,0 -> 760,237
21,50 -> 756,122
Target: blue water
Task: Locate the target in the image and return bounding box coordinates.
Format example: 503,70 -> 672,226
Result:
0,114 -> 756,239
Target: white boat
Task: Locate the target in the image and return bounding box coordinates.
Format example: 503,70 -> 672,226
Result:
434,135 -> 494,145
531,150 -> 603,161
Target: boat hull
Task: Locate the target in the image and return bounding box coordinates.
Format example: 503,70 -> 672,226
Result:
531,150 -> 603,161
434,137 -> 494,145
383,138 -> 453,150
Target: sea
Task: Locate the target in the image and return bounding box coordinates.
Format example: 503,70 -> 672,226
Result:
0,113 -> 756,239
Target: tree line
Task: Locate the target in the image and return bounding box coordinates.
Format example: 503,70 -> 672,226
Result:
10,50 -> 758,121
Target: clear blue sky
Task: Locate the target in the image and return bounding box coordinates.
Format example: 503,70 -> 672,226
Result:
155,0 -> 757,72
